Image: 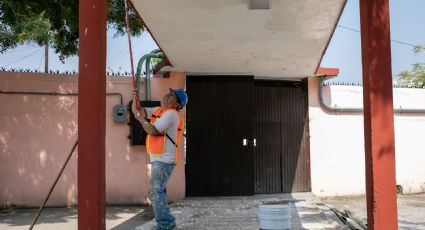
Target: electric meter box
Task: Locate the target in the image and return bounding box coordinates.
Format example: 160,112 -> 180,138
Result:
113,104 -> 127,123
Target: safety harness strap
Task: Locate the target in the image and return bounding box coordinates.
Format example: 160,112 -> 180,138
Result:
165,133 -> 177,147
151,108 -> 179,147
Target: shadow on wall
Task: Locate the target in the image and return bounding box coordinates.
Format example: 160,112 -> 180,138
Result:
0,90 -> 145,207
0,82 -> 139,207
0,92 -> 79,207
1,72 -> 187,207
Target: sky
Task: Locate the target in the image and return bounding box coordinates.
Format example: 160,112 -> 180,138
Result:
0,27 -> 159,75
321,0 -> 425,83
0,0 -> 424,83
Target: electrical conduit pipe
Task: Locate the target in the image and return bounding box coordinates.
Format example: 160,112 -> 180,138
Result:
318,76 -> 425,114
135,49 -> 164,101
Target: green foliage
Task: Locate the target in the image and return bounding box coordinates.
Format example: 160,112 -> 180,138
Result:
398,45 -> 425,88
0,12 -> 52,48
150,57 -> 163,69
413,45 -> 425,54
396,185 -> 403,195
107,0 -> 144,38
0,0 -> 144,61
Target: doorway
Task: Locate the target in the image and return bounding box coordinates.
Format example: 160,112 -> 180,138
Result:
185,76 -> 255,196
185,77 -> 310,196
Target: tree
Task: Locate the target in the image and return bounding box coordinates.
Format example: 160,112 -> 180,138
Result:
398,45 -> 425,88
0,0 -> 144,62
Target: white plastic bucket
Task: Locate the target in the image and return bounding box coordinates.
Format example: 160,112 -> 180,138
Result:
258,205 -> 291,230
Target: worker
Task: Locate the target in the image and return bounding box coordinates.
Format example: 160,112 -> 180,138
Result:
132,88 -> 188,230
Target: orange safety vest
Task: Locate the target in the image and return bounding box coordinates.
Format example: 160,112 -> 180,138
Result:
146,107 -> 184,163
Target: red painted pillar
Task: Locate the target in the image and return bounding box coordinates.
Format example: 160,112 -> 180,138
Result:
359,0 -> 398,229
78,0 -> 107,229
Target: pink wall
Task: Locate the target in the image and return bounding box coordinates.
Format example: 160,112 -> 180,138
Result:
0,71 -> 186,207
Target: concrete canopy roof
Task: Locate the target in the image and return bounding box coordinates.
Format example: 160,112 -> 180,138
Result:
130,0 -> 346,79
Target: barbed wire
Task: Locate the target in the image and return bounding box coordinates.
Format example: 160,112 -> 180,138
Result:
323,81 -> 424,89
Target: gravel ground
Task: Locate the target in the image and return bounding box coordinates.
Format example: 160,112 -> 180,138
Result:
321,193 -> 425,230
136,193 -> 346,229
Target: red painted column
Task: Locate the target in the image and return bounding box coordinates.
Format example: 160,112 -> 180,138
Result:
359,0 -> 398,229
78,0 -> 107,229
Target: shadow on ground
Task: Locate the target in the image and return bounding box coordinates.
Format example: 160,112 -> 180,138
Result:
110,206 -> 154,230
0,206 -> 154,230
0,207 -> 77,227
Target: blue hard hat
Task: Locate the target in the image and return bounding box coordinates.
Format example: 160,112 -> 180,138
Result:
170,88 -> 188,107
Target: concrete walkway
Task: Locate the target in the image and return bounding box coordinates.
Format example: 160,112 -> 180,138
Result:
0,206 -> 153,230
1,193 -> 345,230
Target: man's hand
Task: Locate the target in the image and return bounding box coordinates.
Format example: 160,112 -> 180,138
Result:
132,90 -> 139,113
131,91 -> 159,135
131,94 -> 139,115
132,93 -> 147,118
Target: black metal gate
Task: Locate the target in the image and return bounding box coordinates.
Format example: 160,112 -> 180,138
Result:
254,80 -> 310,193
186,77 -> 310,196
185,76 -> 255,196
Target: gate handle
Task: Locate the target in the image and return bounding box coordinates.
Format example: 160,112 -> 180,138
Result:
242,138 -> 256,147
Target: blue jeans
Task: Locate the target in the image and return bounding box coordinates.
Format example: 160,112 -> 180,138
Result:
149,161 -> 176,230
